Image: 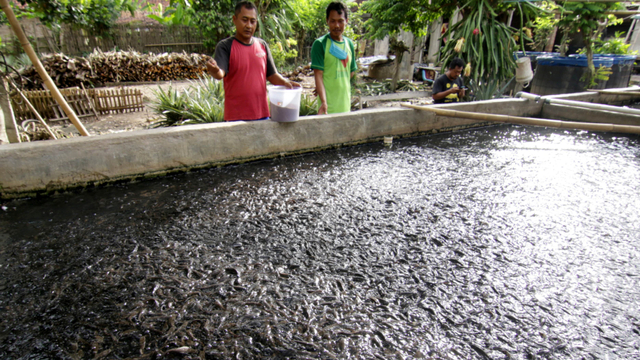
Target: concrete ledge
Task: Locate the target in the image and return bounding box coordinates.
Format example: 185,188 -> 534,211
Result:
542,104 -> 640,126
1,98 -> 542,199
543,87 -> 640,106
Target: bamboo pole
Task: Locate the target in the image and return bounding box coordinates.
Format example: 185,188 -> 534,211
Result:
80,83 -> 101,122
9,79 -> 57,139
518,91 -> 640,116
587,89 -> 640,96
554,10 -> 640,16
0,0 -> 90,137
401,103 -> 640,135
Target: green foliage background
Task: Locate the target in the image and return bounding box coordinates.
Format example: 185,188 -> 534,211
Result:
12,0 -> 137,36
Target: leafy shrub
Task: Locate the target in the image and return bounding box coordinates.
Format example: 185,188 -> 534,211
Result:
269,38 -> 299,69
580,31 -> 638,55
151,76 -> 225,127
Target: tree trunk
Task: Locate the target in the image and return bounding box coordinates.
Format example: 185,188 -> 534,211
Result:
427,18 -> 443,64
585,33 -> 595,90
390,40 -> 409,92
0,78 -> 20,144
391,51 -> 404,92
544,26 -> 558,52
296,29 -> 306,62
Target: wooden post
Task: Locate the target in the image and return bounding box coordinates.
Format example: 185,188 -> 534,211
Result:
80,83 -> 100,121
0,0 -> 91,137
0,77 -> 20,143
0,104 -> 8,144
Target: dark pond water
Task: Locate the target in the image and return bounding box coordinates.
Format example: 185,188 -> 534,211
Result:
1,125 -> 639,360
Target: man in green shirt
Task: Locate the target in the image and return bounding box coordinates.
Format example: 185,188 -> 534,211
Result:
310,2 -> 358,115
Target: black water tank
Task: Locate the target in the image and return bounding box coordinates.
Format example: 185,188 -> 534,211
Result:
531,56 -> 613,96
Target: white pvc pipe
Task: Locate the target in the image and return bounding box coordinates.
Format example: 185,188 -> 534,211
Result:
516,92 -> 640,117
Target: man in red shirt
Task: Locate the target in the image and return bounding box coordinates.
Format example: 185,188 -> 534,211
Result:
206,1 -> 300,121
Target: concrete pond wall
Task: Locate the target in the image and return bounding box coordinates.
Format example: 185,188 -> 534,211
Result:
1,90 -> 639,199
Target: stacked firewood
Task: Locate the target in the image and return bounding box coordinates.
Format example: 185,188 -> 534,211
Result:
19,53 -> 94,90
18,50 -> 212,90
88,50 -> 211,83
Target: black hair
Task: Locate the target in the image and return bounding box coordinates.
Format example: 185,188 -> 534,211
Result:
326,2 -> 348,20
449,58 -> 465,70
235,1 -> 257,15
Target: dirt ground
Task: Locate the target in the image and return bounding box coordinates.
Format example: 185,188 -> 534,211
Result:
51,75 -> 432,137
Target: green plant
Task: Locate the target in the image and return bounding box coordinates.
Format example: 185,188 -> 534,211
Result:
269,38 -> 299,69
527,1 -> 559,52
580,65 -> 612,89
256,0 -> 298,45
145,1 -> 195,27
466,77 -> 513,102
0,53 -> 32,71
15,0 -> 138,37
557,2 -> 623,89
150,76 -> 225,127
190,0 -> 236,51
580,31 -> 638,55
440,0 -> 537,100
299,93 -> 318,116
360,0 -> 456,41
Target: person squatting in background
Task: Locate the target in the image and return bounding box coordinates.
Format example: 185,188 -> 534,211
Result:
432,58 -> 466,104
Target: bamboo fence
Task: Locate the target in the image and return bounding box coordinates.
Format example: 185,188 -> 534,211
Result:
11,87 -> 144,122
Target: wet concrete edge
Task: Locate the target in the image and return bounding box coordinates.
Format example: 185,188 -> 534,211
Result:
0,95 -> 595,199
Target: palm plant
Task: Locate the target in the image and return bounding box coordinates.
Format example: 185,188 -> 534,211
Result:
150,76 -> 225,127
440,0 -> 538,100
255,0 -> 298,44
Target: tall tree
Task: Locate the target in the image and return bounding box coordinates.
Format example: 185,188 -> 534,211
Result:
556,2 -> 622,89
13,0 -> 137,36
360,0 -> 457,40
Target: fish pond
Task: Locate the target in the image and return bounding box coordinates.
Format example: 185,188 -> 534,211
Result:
1,125 -> 639,359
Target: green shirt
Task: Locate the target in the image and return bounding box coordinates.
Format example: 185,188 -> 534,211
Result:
310,34 -> 358,114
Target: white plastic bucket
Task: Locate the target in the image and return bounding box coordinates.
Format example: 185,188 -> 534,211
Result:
269,86 -> 302,122
515,57 -> 534,86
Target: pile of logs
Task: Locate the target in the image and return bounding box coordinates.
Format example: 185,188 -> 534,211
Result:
18,50 -> 212,90
19,53 -> 94,90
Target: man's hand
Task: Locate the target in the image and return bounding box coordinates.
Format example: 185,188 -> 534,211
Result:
284,80 -> 302,89
459,88 -> 466,97
318,102 -> 328,115
206,60 -> 223,79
